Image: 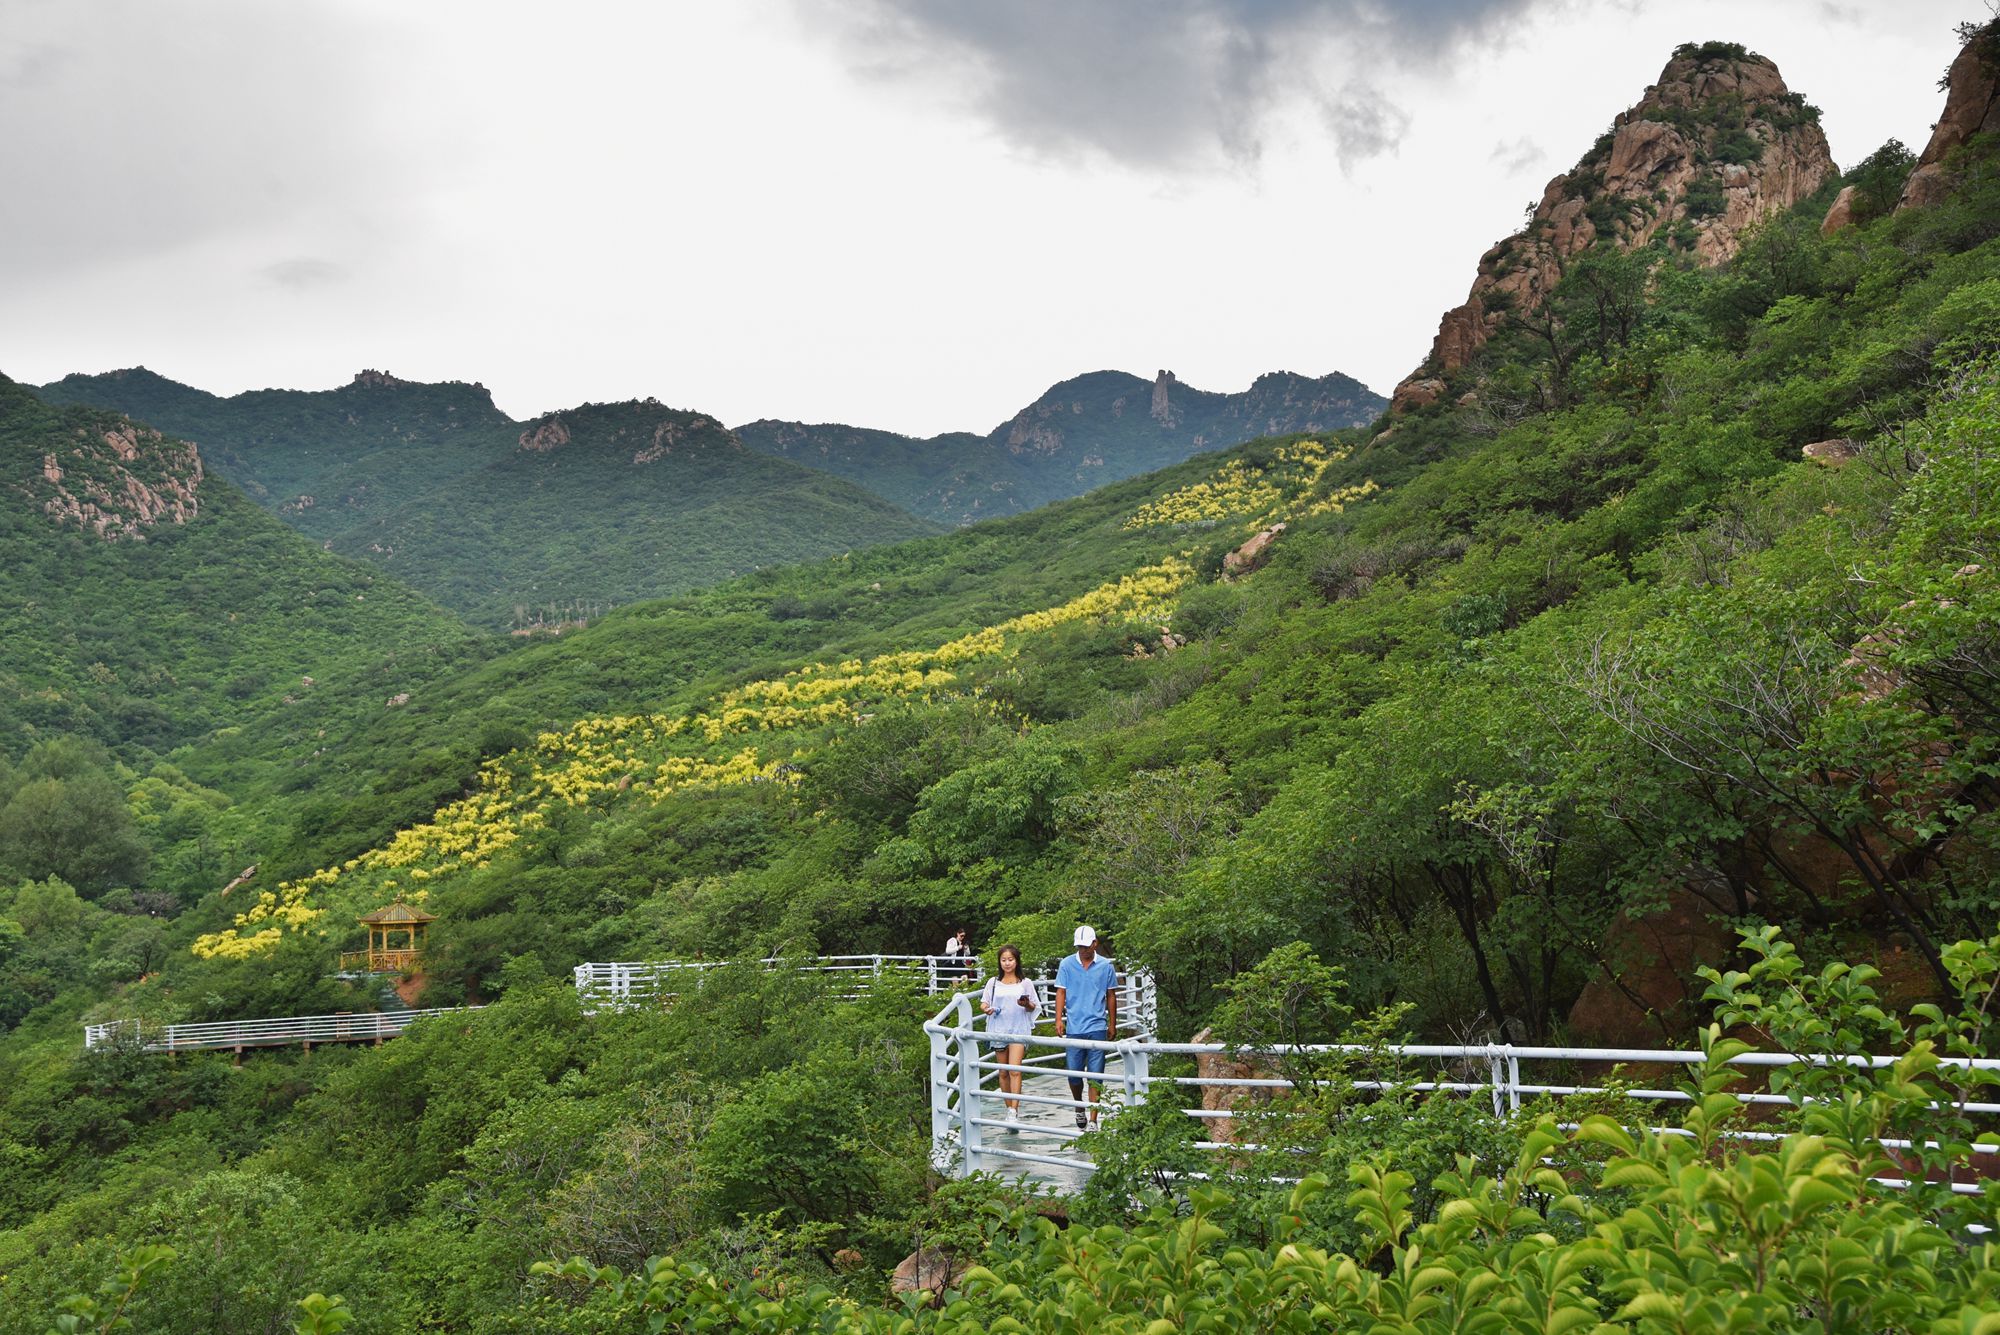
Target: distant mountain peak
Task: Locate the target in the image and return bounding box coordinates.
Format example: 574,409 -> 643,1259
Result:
350,368 -> 411,388
512,399 -> 742,467
735,365 -> 1386,526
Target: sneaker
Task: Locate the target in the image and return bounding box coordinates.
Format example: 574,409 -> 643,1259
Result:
1005,1108 -> 1020,1126
1074,1108 -> 1089,1131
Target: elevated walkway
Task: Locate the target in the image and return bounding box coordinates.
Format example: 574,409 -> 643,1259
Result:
82,953 -> 1085,1056
923,990 -> 2000,1199
84,1007 -> 476,1055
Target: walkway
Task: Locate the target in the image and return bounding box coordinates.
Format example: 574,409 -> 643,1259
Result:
82,953 -> 1110,1058
84,1006 -> 477,1055
922,988 -> 2000,1198
940,1048 -> 1132,1194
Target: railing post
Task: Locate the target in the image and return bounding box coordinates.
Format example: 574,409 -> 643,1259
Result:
927,956 -> 938,996
955,1005 -> 983,1176
1505,1048 -> 1522,1115
929,1018 -> 955,1173
1487,1045 -> 1506,1119
1118,1039 -> 1149,1118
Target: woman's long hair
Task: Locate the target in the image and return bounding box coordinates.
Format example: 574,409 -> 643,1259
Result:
996,944 -> 1024,982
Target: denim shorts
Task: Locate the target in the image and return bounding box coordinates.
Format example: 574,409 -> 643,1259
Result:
1064,1032 -> 1108,1074
985,1033 -> 1027,1051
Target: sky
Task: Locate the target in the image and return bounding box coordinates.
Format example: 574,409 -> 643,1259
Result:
0,0 -> 1972,437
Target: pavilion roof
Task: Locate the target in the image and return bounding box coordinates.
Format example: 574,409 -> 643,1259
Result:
357,900 -> 437,926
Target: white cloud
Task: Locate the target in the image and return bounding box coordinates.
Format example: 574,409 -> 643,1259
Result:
0,0 -> 1975,436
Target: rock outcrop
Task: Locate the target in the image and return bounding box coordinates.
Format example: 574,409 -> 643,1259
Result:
1899,20 -> 2000,211
1394,44 -> 1834,407
1150,369 -> 1178,426
1187,1027 -> 1280,1144
517,417 -> 571,452
27,418 -> 204,539
1392,378 -> 1447,414
1566,884 -> 1745,1047
1223,523 -> 1286,578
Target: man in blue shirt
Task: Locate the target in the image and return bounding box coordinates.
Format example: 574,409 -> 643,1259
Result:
1054,925 -> 1118,1130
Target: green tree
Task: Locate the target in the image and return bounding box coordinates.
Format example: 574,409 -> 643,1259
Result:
1846,137 -> 1917,220
0,741 -> 147,898
1060,763 -> 1238,932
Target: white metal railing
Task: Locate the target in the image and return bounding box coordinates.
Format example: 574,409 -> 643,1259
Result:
82,1007 -> 479,1054
574,954 -> 983,1011
923,990 -> 2000,1195
572,954 -> 1159,1025
83,953 -> 1158,1057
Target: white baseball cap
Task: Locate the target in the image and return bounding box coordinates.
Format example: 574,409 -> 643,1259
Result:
1073,925 -> 1097,947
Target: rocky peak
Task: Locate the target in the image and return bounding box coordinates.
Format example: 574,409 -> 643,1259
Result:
1150,369 -> 1178,426
350,369 -> 410,388
1397,42 -> 1834,402
518,416 -> 570,452
1899,19 -> 2000,211
28,416 -> 205,540
518,400 -> 736,462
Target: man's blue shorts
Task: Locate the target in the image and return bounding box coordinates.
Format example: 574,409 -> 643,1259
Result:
1064,1031 -> 1108,1076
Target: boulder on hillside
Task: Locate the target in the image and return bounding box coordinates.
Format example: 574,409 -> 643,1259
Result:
1391,378 -> 1447,414
1820,184 -> 1858,236
1224,523 -> 1286,578
1189,1027 -> 1280,1145
1802,437 -> 1861,466
890,1247 -> 965,1303
1567,884 -> 1742,1048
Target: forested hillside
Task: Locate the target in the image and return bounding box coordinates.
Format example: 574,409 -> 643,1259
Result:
736,367 -> 1385,525
39,371 -> 942,629
35,367 -> 514,546
3,28 -> 2000,1335
0,374 -> 490,765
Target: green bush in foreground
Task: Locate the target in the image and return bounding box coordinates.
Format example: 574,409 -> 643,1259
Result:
520,928 -> 2000,1332
52,927 -> 2000,1330
537,1092 -> 1999,1331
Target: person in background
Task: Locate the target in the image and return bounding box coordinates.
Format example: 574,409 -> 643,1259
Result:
1053,924 -> 1118,1131
979,944 -> 1041,1125
939,927 -> 974,980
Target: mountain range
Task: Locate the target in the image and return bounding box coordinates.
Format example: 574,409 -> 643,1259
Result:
35,369 -> 941,630
735,367 -> 1385,525
38,364 -> 1384,625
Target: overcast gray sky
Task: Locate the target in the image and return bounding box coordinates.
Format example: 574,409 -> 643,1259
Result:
0,0 -> 1970,436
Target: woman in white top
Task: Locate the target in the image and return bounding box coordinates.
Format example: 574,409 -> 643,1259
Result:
980,944 -> 1041,1124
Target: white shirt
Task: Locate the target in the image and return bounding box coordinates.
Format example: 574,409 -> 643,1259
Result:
982,977 -> 1042,1038
941,936 -> 967,957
